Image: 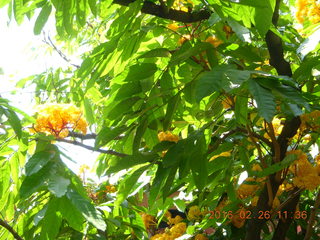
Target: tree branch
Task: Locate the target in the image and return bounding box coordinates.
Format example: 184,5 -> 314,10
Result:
56,138 -> 128,157
113,0 -> 211,23
43,34 -> 80,68
0,219 -> 24,240
304,189 -> 320,240
245,0 -> 301,239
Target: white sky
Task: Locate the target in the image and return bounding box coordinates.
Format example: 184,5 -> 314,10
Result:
0,8 -> 101,183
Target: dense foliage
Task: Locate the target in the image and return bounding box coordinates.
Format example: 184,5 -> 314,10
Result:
0,0 -> 320,239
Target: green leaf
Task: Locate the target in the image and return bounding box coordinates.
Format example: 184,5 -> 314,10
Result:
115,165 -> 149,205
20,163 -> 53,199
138,48 -> 171,58
62,0 -> 75,35
58,196 -> 85,231
3,108 -> 22,139
48,175 -> 70,197
235,95 -> 248,125
95,125 -> 128,148
149,164 -> 170,205
76,0 -> 87,27
254,153 -> 297,178
40,198 -> 62,240
34,3 -> 52,35
163,94 -> 180,131
0,0 -> 11,8
195,65 -> 251,102
133,117 -> 148,153
25,150 -> 56,176
107,153 -> 155,174
124,63 -> 157,82
107,97 -> 140,120
252,0 -> 276,36
66,189 -> 106,231
83,98 -> 95,125
170,42 -> 212,66
248,78 -> 276,122
13,0 -> 24,24
162,140 -> 186,168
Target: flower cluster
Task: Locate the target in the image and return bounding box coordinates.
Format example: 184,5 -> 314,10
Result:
158,131 -> 179,143
104,185 -> 116,193
150,222 -> 187,240
194,234 -> 209,240
300,110 -> 320,133
264,118 -> 283,140
141,213 -> 157,231
172,0 -> 193,12
166,211 -> 184,225
33,103 -> 87,138
296,0 -> 320,24
237,164 -> 265,199
288,150 -> 320,191
187,206 -> 207,221
206,36 -> 223,48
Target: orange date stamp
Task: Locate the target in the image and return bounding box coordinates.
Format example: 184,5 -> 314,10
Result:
208,210 -> 308,220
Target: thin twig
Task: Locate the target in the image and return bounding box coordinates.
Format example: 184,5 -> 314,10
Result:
304,189 -> 320,240
0,219 -> 24,240
43,34 -> 80,68
56,138 -> 128,157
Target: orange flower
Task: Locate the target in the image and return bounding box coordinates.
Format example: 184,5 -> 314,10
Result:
206,36 -> 223,48
168,23 -> 179,31
33,103 -> 87,138
158,131 -> 179,142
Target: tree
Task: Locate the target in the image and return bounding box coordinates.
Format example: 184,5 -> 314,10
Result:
0,0 -> 320,239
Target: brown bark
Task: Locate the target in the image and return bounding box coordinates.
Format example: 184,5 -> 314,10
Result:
113,0 -> 211,23
245,0 -> 302,239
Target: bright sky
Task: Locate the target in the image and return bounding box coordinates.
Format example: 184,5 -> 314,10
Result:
0,8 -> 101,183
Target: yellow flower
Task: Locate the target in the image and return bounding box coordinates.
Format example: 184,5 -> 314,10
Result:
187,206 -> 202,221
206,36 -> 223,48
141,213 -> 157,230
170,222 -> 186,235
33,103 -> 87,138
167,215 -> 183,225
287,150 -> 320,191
237,177 -> 260,199
78,164 -> 90,174
264,118 -> 283,140
194,234 -> 209,240
296,0 -> 320,24
168,23 -> 179,31
251,196 -> 259,207
105,185 -> 117,193
209,151 -> 231,161
178,34 -> 191,45
158,131 -> 179,142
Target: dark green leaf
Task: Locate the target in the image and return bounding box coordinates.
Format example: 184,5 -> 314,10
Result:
58,196 -> 85,231
107,153 -> 155,174
235,95 -> 248,125
40,198 -> 62,240
163,94 -> 180,131
133,117 -> 148,153
66,189 -> 106,231
115,165 -> 149,205
25,150 -> 56,176
149,164 -> 170,205
95,125 -> 128,148
248,78 -> 276,122
138,48 -> 171,58
124,63 -> 157,82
